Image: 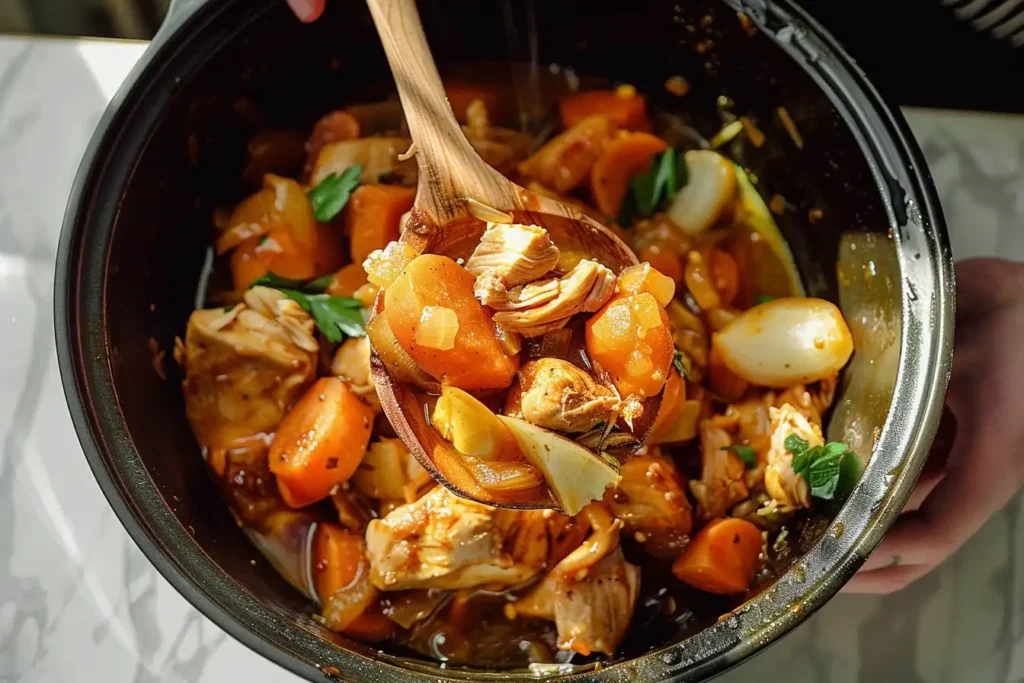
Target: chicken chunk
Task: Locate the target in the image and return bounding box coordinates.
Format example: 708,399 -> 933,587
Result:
364,487 -> 547,591
513,547 -> 639,656
517,358 -> 619,433
764,403 -> 820,509
689,418 -> 750,520
466,222 -> 560,307
182,287 -> 318,447
492,259 -> 617,337
607,452 -> 693,558
768,373 -> 838,427
722,397 -> 772,491
330,336 -> 381,414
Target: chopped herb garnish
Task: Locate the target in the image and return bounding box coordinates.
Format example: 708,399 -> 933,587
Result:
251,271 -> 332,294
722,444 -> 757,468
248,271 -> 364,343
619,147 -> 689,226
673,348 -> 693,380
258,234 -> 270,246
307,164 -> 362,222
279,290 -> 365,344
785,434 -> 851,500
755,294 -> 776,305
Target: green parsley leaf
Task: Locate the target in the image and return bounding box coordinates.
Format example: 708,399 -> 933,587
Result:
308,165 -> 362,222
755,294 -> 776,305
722,444 -> 757,468
247,271 -> 364,343
250,271 -> 332,294
784,434 -> 809,456
784,435 -> 851,501
618,147 -> 689,226
278,290 -> 364,344
673,348 -> 693,380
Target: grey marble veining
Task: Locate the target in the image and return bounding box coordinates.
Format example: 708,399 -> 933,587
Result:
0,34 -> 1021,683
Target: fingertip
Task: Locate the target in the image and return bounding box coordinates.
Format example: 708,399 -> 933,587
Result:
287,0 -> 325,23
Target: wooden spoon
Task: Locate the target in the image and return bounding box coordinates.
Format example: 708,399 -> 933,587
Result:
365,0 -> 661,509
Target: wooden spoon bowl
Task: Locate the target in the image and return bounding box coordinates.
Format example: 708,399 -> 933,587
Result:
365,0 -> 663,509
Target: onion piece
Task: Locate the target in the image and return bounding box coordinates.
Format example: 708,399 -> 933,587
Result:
383,590 -> 449,629
415,306 -> 459,350
432,386 -> 520,461
713,297 -> 854,387
364,241 -> 418,288
497,415 -> 621,515
366,313 -> 437,391
667,150 -> 737,235
464,456 -> 545,492
617,263 -> 676,307
494,322 -> 522,356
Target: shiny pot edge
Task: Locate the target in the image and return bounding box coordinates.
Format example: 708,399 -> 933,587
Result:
54,0 -> 955,681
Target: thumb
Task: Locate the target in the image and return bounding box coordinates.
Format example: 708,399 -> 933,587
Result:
287,0 -> 326,23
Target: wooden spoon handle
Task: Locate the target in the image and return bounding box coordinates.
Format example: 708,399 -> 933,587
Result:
365,0 -> 512,223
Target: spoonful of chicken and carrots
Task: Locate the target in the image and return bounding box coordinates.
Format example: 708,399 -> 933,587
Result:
361,0 -> 683,512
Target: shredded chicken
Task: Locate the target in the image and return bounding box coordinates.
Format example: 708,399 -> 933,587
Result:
491,259 -> 616,337
767,373 -> 838,427
466,222 -> 560,306
723,397 -> 772,491
330,336 -> 381,414
607,453 -> 693,558
764,403 -> 820,509
181,287 -> 317,447
364,487 -> 547,591
512,547 -> 639,656
517,358 -> 619,433
689,417 -> 750,520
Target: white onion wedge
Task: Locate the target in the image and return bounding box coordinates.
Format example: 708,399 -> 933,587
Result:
667,150 -> 737,235
497,415 -> 621,515
713,297 -> 853,388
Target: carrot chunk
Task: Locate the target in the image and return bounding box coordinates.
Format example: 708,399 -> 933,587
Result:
269,378 -> 374,508
672,517 -> 763,594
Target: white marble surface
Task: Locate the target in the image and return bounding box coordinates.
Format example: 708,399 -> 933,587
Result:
0,34 -> 1022,683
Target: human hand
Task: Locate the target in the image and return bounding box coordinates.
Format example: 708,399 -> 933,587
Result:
846,258 -> 1024,594
286,0 -> 325,23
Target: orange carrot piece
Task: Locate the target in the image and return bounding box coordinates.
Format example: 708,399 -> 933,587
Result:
218,174 -> 318,256
384,254 -> 519,391
585,293 -> 674,399
650,369 -> 686,441
312,523 -> 390,637
327,263 -> 369,298
560,90 -> 651,131
343,606 -> 396,641
230,231 -> 318,291
344,185 -> 416,265
312,523 -> 367,601
639,243 -> 684,286
518,115 -> 617,193
590,132 -> 668,218
672,517 -> 762,594
706,247 -> 740,307
269,378 -> 374,508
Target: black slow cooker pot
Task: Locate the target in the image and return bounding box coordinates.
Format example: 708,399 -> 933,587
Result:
55,0 -> 954,680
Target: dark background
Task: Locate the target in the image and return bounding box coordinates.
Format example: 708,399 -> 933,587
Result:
2,0 -> 1022,113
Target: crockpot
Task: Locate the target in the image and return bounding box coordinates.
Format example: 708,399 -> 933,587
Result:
55,0 -> 955,680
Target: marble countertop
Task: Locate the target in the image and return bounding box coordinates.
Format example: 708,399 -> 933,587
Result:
0,34 -> 1022,683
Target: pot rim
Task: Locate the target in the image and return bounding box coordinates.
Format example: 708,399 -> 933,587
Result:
54,1 -> 954,681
